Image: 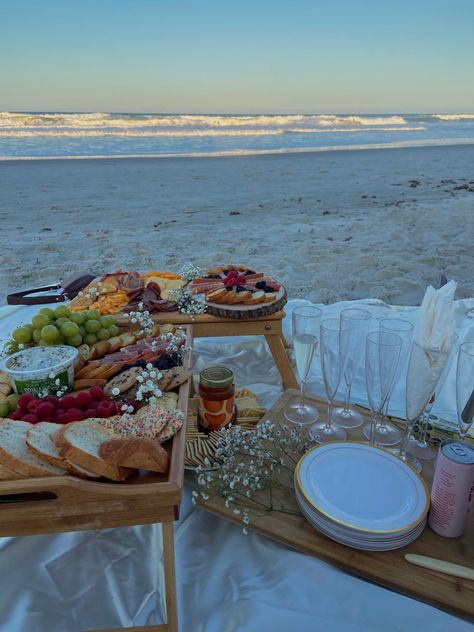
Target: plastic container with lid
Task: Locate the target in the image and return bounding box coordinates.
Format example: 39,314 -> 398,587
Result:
2,345 -> 78,396
198,365 -> 236,432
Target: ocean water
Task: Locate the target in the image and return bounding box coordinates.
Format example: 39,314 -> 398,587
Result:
0,112 -> 474,159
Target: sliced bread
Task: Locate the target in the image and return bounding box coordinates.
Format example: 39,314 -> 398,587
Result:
55,422 -> 133,481
99,437 -> 170,473
26,422 -> 100,480
0,419 -> 66,477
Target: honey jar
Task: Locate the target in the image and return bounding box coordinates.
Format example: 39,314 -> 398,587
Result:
198,366 -> 236,431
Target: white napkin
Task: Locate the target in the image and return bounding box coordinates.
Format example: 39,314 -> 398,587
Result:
413,280 -> 457,352
406,280 -> 457,420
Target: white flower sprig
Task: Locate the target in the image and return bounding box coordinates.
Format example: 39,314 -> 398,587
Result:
124,302 -> 154,336
160,329 -> 191,355
169,285 -> 206,317
180,262 -> 205,282
192,420 -> 315,534
135,363 -> 163,406
77,281 -> 103,301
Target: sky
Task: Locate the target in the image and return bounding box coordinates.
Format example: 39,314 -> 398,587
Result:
1,0 -> 473,114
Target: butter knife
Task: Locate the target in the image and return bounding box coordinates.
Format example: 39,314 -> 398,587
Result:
405,554 -> 474,580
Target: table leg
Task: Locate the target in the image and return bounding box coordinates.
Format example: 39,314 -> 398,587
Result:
162,521 -> 179,632
265,334 -> 298,390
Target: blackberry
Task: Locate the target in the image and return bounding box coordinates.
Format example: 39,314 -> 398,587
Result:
236,285 -> 245,292
263,286 -> 274,293
255,281 -> 266,289
244,269 -> 256,275
225,285 -> 233,291
206,274 -> 222,279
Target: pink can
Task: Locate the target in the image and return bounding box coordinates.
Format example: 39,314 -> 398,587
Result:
428,440 -> 474,538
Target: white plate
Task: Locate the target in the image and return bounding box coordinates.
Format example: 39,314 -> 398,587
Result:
296,442 -> 429,534
294,484 -> 425,542
296,495 -> 426,551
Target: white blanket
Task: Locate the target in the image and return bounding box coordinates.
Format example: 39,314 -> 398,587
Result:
0,298 -> 472,631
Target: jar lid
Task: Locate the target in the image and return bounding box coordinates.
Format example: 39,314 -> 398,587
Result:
200,366 -> 234,389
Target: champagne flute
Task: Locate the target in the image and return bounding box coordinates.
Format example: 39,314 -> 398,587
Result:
456,342 -> 474,440
309,318 -> 352,443
365,331 -> 402,446
363,318 -> 413,445
284,306 -> 322,424
399,341 -> 452,473
332,308 -> 372,429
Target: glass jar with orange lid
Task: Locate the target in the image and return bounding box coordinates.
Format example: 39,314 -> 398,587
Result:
198,366 -> 237,432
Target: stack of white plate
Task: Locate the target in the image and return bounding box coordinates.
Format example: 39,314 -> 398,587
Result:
295,442 -> 430,551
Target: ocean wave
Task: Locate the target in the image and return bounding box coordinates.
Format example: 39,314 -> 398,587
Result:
433,114 -> 474,121
0,111 -> 409,130
0,126 -> 425,139
1,137 -> 473,162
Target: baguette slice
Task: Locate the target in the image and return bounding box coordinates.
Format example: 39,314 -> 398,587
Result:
56,422 -> 133,481
99,437 -> 170,473
27,422 -> 100,479
0,419 -> 66,477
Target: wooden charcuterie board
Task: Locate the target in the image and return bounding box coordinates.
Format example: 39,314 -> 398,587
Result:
198,389 -> 474,621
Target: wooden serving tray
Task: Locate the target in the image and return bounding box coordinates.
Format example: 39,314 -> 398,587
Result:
199,389 -> 474,621
0,326 -> 193,537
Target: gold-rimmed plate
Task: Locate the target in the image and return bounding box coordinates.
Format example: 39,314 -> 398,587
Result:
295,442 -> 430,534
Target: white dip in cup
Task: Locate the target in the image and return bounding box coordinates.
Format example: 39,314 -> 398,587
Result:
2,345 -> 78,396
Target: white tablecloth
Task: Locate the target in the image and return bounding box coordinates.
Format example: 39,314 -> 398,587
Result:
0,298 -> 473,631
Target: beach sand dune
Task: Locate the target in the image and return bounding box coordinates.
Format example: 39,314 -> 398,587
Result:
1,144 -> 473,306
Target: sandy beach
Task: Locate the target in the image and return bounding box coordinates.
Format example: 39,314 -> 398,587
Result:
1,144 -> 473,307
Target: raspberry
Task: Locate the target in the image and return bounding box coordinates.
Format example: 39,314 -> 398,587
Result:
22,414 -> 39,424
97,400 -> 115,418
55,412 -> 67,424
76,391 -> 92,410
83,408 -> 97,419
66,408 -> 84,422
36,402 -> 56,421
89,386 -> 105,401
18,393 -> 35,408
42,395 -> 59,407
59,395 -> 76,410
27,400 -> 40,413
10,409 -> 24,420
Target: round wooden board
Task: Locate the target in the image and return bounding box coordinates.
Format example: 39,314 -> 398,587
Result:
204,286 -> 287,319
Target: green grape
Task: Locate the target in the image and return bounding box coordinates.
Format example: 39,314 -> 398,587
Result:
84,333 -> 97,346
78,325 -> 86,337
54,305 -> 70,319
67,334 -> 83,347
40,307 -> 55,319
85,319 -> 101,334
41,324 -> 60,343
39,339 -> 55,346
23,324 -> 34,333
55,317 -> 69,328
86,309 -> 101,321
32,328 -> 42,343
61,321 -> 79,337
97,328 -> 110,341
0,402 -> 9,418
32,313 -> 50,329
7,394 -> 19,412
100,315 -> 115,327
69,312 -> 85,325
108,324 -> 120,337
12,327 -> 32,344
4,340 -> 19,355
